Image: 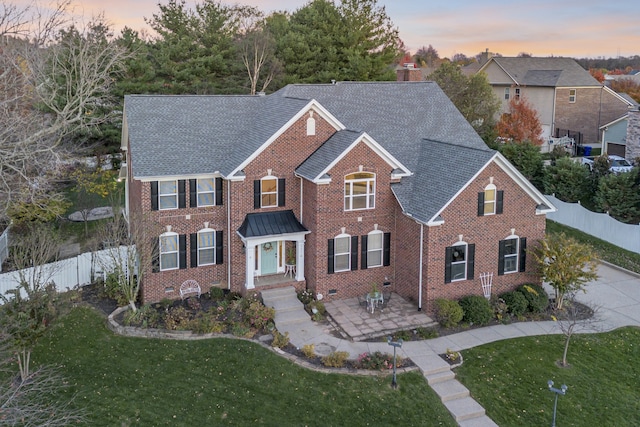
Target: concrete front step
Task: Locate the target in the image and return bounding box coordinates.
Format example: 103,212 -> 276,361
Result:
431,379 -> 470,402
443,396 -> 486,423
425,369 -> 455,385
457,415 -> 500,427
264,296 -> 304,312
273,308 -> 311,326
261,286 -> 297,298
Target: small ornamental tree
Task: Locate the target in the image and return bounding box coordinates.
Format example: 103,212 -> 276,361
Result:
533,233 -> 598,310
496,96 -> 544,146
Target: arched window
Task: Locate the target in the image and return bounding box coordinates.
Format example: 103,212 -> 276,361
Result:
260,176 -> 278,208
333,233 -> 351,272
159,231 -> 179,271
483,183 -> 497,215
306,116 -> 316,136
445,240 -> 475,283
344,172 -> 375,211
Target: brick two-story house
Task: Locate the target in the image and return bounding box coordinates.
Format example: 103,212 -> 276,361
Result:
121,82 -> 555,314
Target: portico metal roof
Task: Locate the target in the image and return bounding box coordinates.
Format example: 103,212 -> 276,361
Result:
237,210 -> 308,239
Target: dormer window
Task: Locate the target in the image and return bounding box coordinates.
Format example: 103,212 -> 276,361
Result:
344,172 -> 375,211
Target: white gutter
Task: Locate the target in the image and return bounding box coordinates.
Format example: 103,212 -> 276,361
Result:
227,179 -> 231,290
418,223 -> 424,311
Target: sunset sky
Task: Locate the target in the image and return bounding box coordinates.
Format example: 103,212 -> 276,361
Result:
27,0 -> 640,58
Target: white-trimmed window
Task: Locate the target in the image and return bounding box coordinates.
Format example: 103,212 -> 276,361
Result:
334,234 -> 351,272
159,181 -> 178,210
197,178 -> 215,207
197,229 -> 215,266
261,177 -> 278,208
159,232 -> 179,271
450,243 -> 468,282
484,183 -> 497,215
515,88 -> 520,100
367,230 -> 383,268
344,172 -> 375,211
569,89 -> 576,103
501,236 -> 519,274
504,87 -> 510,100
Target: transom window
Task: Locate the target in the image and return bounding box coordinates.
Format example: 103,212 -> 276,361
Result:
569,89 -> 576,103
198,229 -> 215,266
159,181 -> 178,210
344,172 -> 375,211
484,184 -> 497,215
197,178 -> 215,207
450,243 -> 467,282
159,233 -> 178,270
334,234 -> 351,272
367,230 -> 383,268
502,237 -> 519,274
261,178 -> 278,208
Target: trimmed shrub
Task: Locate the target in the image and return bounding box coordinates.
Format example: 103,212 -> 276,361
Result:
271,330 -> 290,348
301,344 -> 316,358
208,287 -> 225,301
434,298 -> 464,328
459,295 -> 493,325
321,351 -> 349,368
516,283 -> 549,313
500,291 -> 528,317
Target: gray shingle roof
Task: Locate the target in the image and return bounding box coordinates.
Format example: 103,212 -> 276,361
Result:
491,57 -> 600,87
392,140 -> 495,224
295,129 -> 363,181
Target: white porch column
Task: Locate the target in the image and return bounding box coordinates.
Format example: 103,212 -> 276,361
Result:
245,242 -> 256,289
295,239 -> 305,281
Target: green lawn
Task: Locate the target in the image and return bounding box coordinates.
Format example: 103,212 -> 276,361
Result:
456,327 -> 640,426
34,307 -> 457,426
547,219 -> 640,274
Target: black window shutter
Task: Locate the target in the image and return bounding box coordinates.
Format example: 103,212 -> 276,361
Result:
215,177 -> 223,206
189,179 -> 197,207
216,230 -> 223,264
151,181 -> 159,211
178,180 -> 186,208
350,236 -> 358,271
179,234 -> 187,269
278,178 -> 286,207
519,237 -> 527,272
360,235 -> 368,269
190,233 -> 197,267
383,232 -> 391,266
467,243 -> 475,280
327,239 -> 335,274
254,180 -> 260,209
444,246 -> 453,283
496,190 -> 504,214
498,240 -> 506,276
477,192 -> 484,216
152,237 -> 160,272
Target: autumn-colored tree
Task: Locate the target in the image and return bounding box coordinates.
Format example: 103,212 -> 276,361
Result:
610,77 -> 640,103
533,232 -> 598,310
589,68 -> 605,83
496,96 -> 544,145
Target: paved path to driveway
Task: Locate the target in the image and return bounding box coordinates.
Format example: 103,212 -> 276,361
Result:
268,263 -> 640,426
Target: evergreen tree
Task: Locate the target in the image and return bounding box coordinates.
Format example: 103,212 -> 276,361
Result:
595,168 -> 640,224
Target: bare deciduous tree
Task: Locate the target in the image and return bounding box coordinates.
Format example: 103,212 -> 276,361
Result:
554,294 -> 601,367
0,2 -> 130,223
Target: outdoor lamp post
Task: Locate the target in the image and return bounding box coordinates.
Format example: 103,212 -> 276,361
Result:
547,380 -> 568,427
387,336 -> 403,389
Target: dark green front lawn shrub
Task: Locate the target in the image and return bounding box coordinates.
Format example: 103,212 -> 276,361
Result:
459,295 -> 493,325
434,298 -> 464,328
516,283 -> 549,313
208,286 -> 225,301
499,291 -> 528,317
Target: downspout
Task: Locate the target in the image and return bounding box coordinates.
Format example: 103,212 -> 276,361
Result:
227,179 -> 231,290
418,223 -> 424,311
299,175 -> 303,223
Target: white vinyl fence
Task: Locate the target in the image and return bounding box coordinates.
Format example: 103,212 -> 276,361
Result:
0,246 -> 133,299
545,194 -> 640,254
0,227 -> 8,272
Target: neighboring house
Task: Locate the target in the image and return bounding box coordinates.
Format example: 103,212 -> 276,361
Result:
600,94 -> 640,159
476,57 -> 633,146
121,82 -> 555,314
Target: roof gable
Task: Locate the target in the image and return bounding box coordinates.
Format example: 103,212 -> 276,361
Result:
479,57 -> 600,87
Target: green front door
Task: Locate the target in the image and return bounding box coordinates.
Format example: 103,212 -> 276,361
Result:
260,241 -> 278,275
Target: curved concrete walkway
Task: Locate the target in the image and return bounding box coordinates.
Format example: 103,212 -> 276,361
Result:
263,263 -> 640,426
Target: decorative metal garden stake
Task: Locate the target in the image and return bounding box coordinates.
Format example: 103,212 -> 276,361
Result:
387,336 -> 403,389
548,380 -> 568,427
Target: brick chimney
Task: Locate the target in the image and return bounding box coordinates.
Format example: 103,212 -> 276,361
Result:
626,107 -> 640,162
396,63 -> 422,82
